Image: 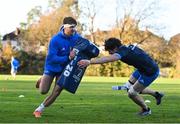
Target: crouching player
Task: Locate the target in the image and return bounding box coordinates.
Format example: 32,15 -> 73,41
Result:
78,37 -> 164,116
33,37 -> 99,118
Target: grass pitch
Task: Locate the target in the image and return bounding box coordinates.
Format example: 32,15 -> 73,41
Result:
0,75 -> 180,123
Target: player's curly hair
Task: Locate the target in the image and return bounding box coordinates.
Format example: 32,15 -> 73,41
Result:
104,38 -> 122,51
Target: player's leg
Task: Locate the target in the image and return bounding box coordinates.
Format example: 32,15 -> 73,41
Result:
140,88 -> 164,105
33,74 -> 62,118
128,81 -> 151,116
127,70 -> 151,116
112,71 -> 138,90
33,84 -> 63,118
127,70 -> 164,105
11,68 -> 17,79
33,74 -> 54,118
14,69 -> 17,79
138,70 -> 164,105
10,68 -> 13,76
11,68 -> 14,77
12,72 -> 15,78
41,75 -> 62,106
128,69 -> 163,116
39,74 -> 54,94
43,84 -> 63,107
112,69 -> 164,106
36,71 -> 61,89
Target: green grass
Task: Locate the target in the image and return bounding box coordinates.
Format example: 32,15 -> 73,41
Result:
0,75 -> 180,123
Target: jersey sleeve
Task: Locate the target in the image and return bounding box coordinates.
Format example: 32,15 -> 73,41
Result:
47,37 -> 69,64
115,46 -> 128,59
113,53 -> 122,59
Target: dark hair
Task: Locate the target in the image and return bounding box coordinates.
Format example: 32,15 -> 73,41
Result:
104,38 -> 122,51
63,17 -> 77,25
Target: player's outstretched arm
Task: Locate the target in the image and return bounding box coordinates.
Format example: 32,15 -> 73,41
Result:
78,59 -> 90,68
78,54 -> 120,68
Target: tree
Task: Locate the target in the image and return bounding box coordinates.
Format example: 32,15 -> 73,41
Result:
48,0 -> 62,10
168,34 -> 180,77
19,22 -> 28,30
114,0 -> 161,44
0,34 -> 2,42
27,6 -> 42,26
79,0 -> 103,44
20,0 -> 78,53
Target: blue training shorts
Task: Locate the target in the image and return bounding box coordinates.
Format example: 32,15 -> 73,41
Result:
132,69 -> 159,87
44,70 -> 62,77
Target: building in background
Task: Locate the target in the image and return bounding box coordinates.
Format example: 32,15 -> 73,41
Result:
1,28 -> 21,51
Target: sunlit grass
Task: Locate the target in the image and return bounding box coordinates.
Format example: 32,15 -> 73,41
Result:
0,75 -> 180,123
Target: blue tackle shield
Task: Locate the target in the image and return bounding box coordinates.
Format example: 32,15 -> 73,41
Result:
57,38 -> 99,94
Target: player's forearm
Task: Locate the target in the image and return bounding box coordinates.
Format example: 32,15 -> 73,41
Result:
90,55 -> 120,65
90,57 -> 112,64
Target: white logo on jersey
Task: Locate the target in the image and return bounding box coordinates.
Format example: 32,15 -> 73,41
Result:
61,48 -> 65,51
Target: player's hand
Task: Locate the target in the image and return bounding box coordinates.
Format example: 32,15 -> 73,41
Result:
78,60 -> 90,68
69,50 -> 76,60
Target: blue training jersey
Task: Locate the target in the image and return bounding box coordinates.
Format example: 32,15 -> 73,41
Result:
115,45 -> 159,76
44,29 -> 81,72
11,58 -> 20,70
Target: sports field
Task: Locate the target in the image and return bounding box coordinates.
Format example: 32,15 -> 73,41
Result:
0,75 -> 180,123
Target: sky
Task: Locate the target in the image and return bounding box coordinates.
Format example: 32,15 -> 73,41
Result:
0,0 -> 180,40
0,0 -> 48,35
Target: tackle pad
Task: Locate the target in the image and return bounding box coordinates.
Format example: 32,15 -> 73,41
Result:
57,38 -> 99,93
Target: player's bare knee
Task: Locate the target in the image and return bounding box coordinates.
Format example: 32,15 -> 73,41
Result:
40,89 -> 48,95
128,86 -> 138,98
